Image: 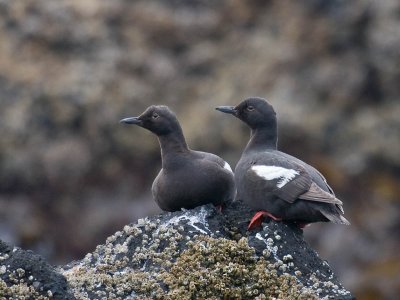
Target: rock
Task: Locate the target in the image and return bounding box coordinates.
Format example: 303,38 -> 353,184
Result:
0,240 -> 74,299
0,2 -> 399,297
2,202 -> 354,299
60,202 -> 353,299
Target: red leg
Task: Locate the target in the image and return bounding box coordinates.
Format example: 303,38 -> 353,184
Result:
248,211 -> 282,230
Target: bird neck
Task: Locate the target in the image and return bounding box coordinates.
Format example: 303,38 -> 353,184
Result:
244,127 -> 278,153
158,129 -> 189,167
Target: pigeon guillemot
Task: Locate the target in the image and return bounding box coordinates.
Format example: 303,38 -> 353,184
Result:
216,97 -> 350,229
120,105 -> 235,212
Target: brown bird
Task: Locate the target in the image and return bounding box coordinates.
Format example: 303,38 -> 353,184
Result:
216,97 -> 350,229
121,105 -> 235,212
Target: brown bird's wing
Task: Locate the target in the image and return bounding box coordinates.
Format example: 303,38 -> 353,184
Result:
298,182 -> 343,206
247,163 -> 311,203
248,162 -> 343,206
272,169 -> 312,203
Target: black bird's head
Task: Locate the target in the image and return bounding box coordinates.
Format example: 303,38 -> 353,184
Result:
216,97 -> 276,130
120,105 -> 181,136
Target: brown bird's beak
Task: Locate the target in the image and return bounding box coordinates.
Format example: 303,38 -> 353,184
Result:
119,116 -> 143,125
215,106 -> 237,115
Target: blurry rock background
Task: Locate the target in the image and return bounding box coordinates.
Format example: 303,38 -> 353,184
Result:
0,0 -> 399,299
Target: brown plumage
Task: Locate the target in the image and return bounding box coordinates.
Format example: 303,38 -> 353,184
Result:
121,105 -> 235,212
216,97 -> 350,229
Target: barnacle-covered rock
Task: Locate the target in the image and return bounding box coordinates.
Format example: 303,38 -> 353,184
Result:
0,240 -> 74,300
1,201 -> 354,299
60,201 -> 353,299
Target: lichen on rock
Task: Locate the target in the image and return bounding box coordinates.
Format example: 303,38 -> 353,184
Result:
60,202 -> 353,299
62,234 -> 316,300
0,202 -> 353,299
159,236 -> 318,299
0,240 -> 73,300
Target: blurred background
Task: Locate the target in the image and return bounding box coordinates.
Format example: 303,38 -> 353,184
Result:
0,0 -> 399,299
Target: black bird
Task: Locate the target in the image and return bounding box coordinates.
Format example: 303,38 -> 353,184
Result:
216,97 -> 350,229
120,105 -> 235,212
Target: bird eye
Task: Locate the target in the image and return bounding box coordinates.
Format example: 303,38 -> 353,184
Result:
152,113 -> 159,119
246,105 -> 254,111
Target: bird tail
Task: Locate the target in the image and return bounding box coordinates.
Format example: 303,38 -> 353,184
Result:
320,209 -> 350,225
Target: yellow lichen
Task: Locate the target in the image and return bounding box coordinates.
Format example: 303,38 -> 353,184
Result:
63,230 -> 318,300
0,277 -> 50,300
159,236 -> 318,299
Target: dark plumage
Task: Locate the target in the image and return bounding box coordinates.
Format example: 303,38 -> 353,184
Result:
216,97 -> 350,229
120,105 -> 235,212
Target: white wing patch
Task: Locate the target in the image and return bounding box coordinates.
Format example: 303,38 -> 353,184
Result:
224,161 -> 233,173
251,165 -> 299,188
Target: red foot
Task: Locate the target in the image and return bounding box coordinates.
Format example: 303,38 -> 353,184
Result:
248,211 -> 282,230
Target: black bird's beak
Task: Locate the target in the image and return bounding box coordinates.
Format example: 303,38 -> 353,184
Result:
119,116 -> 142,125
215,106 -> 237,115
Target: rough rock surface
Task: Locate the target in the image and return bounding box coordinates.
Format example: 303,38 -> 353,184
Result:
1,1 -> 399,298
0,240 -> 74,299
0,202 -> 353,299
61,202 -> 352,299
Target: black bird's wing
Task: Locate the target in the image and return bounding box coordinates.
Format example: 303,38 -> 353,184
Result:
275,151 -> 335,195
246,162 -> 309,203
194,151 -> 233,173
247,161 -> 343,206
